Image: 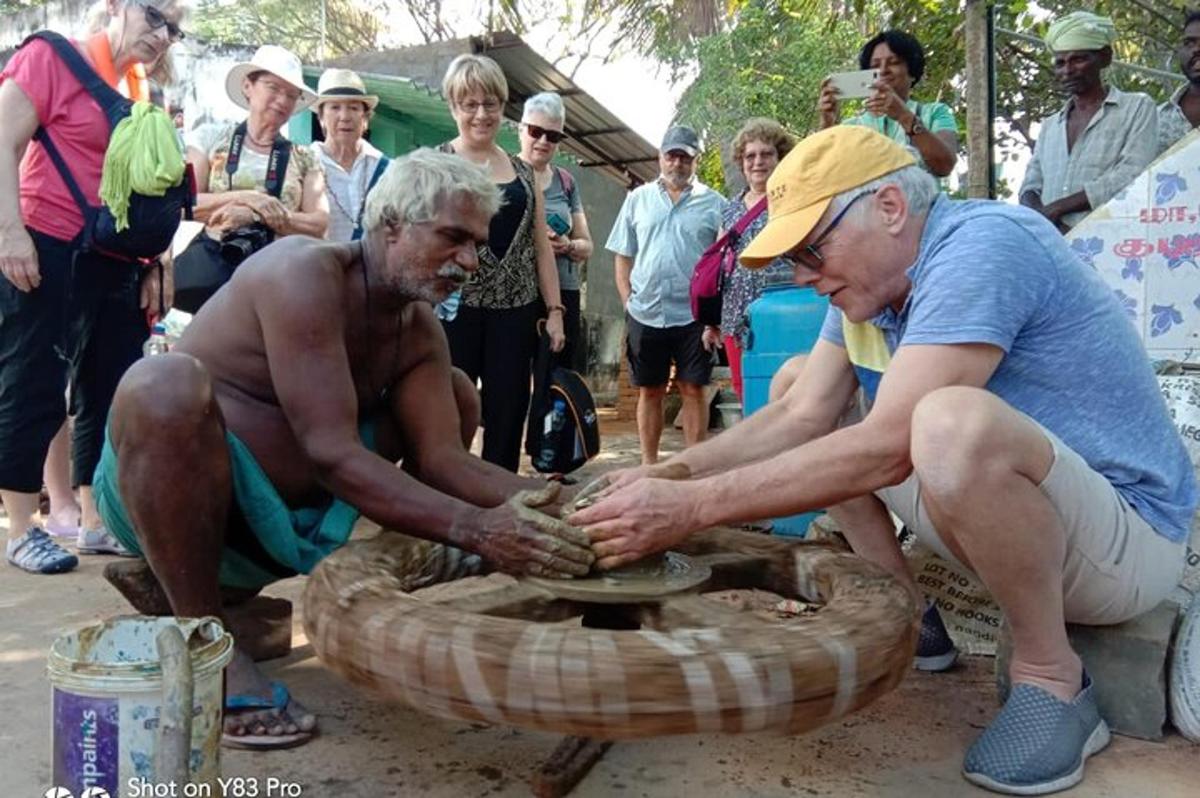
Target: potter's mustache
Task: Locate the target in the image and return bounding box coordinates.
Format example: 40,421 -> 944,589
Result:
438,264 -> 468,281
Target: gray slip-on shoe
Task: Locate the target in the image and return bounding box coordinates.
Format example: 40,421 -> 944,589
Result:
963,673 -> 1110,795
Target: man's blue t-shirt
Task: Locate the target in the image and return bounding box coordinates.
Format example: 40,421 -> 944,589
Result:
820,196 -> 1197,543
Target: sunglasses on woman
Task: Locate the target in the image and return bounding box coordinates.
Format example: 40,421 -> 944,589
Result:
140,2 -> 186,42
523,123 -> 566,144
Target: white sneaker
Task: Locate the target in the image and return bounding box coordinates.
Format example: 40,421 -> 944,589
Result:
77,527 -> 137,556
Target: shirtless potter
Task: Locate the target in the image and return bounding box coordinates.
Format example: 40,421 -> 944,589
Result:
94,149 -> 595,749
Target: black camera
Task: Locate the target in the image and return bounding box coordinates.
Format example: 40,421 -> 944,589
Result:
220,223 -> 274,266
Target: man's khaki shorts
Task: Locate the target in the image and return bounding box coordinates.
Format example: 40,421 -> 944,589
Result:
877,421 -> 1185,626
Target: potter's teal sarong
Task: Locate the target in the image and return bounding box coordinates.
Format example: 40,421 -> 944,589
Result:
94,424 -> 372,589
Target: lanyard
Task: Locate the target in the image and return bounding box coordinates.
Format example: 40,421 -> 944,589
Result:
225,121 -> 291,198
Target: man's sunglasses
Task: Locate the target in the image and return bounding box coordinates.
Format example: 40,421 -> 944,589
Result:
523,123 -> 566,144
141,3 -> 186,42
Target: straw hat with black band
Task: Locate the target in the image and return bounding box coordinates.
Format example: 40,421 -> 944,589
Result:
312,68 -> 379,112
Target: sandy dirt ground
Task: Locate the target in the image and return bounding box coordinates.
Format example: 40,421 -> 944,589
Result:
2,415 -> 1196,797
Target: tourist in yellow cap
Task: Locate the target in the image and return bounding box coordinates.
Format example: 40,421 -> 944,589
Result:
1019,11 -> 1157,232
571,125 -> 1194,795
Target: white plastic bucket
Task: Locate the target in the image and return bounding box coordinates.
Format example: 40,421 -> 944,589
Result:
47,615 -> 234,795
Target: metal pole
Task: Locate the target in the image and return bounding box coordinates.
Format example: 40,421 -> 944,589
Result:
320,0 -> 327,66
964,0 -> 991,199
987,3 -> 997,199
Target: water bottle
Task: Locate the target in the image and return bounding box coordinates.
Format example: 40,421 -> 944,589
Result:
538,399 -> 568,469
143,322 -> 169,357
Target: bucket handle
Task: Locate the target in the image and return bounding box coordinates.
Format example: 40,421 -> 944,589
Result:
155,625 -> 194,785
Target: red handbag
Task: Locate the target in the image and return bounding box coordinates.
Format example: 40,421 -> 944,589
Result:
689,196 -> 768,326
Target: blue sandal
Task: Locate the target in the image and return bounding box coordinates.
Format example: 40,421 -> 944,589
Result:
222,681 -> 314,750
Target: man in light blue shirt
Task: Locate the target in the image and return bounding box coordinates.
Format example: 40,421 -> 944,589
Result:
575,127 -> 1195,795
605,126 -> 723,464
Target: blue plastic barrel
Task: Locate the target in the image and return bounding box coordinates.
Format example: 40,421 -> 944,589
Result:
741,285 -> 830,536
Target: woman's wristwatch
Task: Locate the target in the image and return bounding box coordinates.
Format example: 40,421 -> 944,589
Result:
905,116 -> 927,137
546,304 -> 566,315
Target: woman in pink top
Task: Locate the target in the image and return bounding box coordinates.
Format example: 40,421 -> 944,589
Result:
0,0 -> 187,575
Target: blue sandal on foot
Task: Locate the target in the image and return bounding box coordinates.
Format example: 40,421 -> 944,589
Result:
222,681 -> 314,750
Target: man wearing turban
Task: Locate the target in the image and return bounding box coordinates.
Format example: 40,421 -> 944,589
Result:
1019,11 -> 1158,232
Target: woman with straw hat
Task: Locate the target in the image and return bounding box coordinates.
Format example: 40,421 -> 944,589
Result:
310,68 -> 389,243
185,44 -> 328,255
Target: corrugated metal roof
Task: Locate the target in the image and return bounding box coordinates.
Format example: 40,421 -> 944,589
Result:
473,31 -> 658,188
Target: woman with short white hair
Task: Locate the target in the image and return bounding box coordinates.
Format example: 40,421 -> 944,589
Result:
518,91 -> 593,368
311,68 -> 387,242
437,54 -> 566,472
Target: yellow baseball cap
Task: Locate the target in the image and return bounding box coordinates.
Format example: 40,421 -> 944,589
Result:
739,126 -> 916,268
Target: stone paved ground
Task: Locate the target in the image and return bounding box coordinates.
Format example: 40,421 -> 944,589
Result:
2,410 -> 1195,797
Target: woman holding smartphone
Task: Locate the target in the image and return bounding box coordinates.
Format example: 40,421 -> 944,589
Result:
518,92 -> 593,369
817,29 -> 957,177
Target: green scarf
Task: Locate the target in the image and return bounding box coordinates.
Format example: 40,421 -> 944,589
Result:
99,101 -> 185,232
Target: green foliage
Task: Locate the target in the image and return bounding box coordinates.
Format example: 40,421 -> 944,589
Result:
671,1 -> 862,187
0,0 -> 47,11
190,0 -> 383,60
657,0 -> 1194,194
695,142 -> 727,193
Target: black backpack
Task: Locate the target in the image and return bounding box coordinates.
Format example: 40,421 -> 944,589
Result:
524,325 -> 600,475
20,31 -> 193,261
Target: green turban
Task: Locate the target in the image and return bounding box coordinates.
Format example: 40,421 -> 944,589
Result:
1044,11 -> 1117,52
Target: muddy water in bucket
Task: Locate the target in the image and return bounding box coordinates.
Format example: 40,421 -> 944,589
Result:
47,616 -> 234,795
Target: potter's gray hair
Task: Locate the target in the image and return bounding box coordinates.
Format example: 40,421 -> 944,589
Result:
827,163 -> 939,223
522,92 -> 565,126
362,148 -> 502,232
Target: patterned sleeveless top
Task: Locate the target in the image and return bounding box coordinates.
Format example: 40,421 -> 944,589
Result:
440,142 -> 540,309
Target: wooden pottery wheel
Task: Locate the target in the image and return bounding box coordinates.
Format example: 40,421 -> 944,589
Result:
303,527 -> 918,739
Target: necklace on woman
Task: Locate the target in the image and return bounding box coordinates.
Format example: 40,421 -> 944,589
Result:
460,144 -> 500,173
246,132 -> 275,150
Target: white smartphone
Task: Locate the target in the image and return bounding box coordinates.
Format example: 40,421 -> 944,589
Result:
827,69 -> 880,99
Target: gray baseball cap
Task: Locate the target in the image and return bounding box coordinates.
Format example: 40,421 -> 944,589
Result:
660,125 -> 701,157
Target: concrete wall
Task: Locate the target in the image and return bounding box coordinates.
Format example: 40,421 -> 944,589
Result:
571,166 -> 627,395
0,0 -> 94,47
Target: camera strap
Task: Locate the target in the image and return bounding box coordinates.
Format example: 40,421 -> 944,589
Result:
225,121 -> 292,199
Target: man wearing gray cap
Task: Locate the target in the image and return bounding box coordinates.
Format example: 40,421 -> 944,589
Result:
606,125 -> 724,464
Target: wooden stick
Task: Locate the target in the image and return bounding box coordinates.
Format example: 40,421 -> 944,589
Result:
155,624 -> 194,786
531,736 -> 613,798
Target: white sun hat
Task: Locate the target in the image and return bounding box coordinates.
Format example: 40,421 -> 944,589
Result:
224,45 -> 317,113
312,68 -> 379,112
